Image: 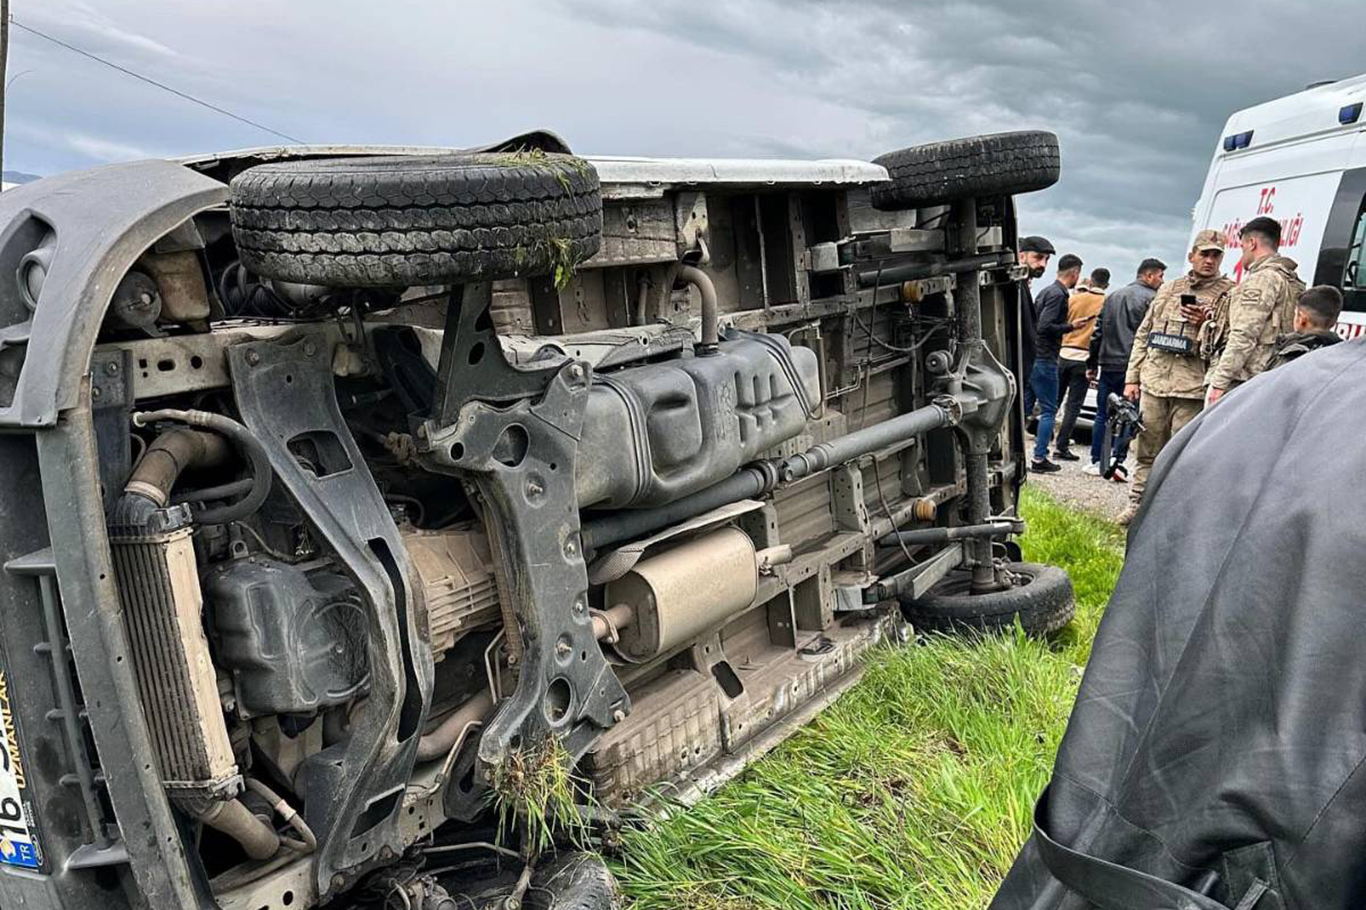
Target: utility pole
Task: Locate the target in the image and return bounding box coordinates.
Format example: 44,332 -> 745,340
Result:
0,0 -> 8,180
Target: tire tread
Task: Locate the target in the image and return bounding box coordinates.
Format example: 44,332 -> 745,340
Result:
228,153 -> 603,286
872,131 -> 1060,210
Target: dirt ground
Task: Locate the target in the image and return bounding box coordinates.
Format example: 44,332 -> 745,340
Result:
1025,431 -> 1132,522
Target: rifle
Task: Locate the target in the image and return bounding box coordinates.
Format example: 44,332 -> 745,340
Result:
1100,392 -> 1144,480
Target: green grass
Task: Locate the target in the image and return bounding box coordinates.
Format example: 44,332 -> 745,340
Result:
611,488 -> 1125,910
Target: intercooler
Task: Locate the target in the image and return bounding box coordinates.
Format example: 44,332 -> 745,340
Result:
109,505 -> 238,797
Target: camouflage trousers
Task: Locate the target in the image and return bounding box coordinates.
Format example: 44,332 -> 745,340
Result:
1131,394 -> 1203,505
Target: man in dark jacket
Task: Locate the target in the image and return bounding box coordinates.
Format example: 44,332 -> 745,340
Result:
990,338 -> 1366,910
1084,257 -> 1165,474
1018,235 -> 1055,410
1268,284 -> 1343,369
1028,253 -> 1083,473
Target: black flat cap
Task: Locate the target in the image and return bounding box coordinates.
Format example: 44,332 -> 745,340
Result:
1020,235 -> 1056,254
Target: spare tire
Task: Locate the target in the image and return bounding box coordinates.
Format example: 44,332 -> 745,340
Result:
229,153 -> 603,287
871,131 -> 1060,210
899,561 -> 1074,636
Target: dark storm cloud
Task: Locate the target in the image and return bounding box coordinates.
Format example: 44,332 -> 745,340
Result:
567,0 -> 1365,276
7,0 -> 1363,278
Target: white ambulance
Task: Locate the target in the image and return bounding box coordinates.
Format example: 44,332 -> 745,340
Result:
1191,73 -> 1366,337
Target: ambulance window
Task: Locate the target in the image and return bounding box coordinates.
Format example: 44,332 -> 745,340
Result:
1347,207 -> 1366,291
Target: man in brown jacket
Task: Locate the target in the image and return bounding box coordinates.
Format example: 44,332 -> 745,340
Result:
1120,230 -> 1234,525
1052,268 -> 1107,460
1206,216 -> 1305,403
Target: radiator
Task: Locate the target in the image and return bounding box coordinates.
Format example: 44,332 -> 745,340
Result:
110,510 -> 237,797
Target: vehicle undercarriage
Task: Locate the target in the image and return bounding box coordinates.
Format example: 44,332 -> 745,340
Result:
0,129 -> 1068,909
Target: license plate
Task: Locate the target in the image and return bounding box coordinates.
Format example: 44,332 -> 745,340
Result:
1147,331 -> 1194,355
0,671 -> 44,870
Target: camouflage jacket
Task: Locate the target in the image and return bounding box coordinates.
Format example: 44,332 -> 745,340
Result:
1206,255 -> 1305,390
1125,271 -> 1235,399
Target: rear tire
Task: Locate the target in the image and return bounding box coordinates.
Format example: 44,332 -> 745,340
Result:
899,561 -> 1074,636
871,131 -> 1060,210
229,153 -> 603,287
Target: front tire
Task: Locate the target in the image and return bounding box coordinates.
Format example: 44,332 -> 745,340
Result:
454,851 -> 619,909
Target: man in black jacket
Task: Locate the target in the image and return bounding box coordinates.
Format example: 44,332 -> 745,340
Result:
1018,235 -> 1055,406
1084,257 -> 1165,474
1027,253 -> 1083,473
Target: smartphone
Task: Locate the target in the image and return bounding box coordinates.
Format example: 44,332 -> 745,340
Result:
1176,292 -> 1199,323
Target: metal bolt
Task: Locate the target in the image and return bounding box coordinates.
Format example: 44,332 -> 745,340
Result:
526,478 -> 544,498
572,598 -> 586,616
245,349 -> 261,366
506,653 -> 519,668
331,874 -> 347,889
303,339 -> 318,357
567,363 -> 584,382
563,539 -> 578,558
105,361 -> 119,375
612,709 -> 626,723
556,640 -> 572,657
91,386 -> 102,399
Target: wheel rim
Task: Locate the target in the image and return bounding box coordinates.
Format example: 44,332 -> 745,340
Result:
932,566 -> 1036,598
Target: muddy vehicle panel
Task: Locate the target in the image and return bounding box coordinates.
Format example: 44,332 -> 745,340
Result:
0,130 -> 1066,909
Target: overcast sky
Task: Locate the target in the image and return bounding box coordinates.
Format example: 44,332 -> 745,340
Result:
8,1 -> 1364,282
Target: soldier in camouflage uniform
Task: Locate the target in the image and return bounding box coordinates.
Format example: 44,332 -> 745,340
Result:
1205,216 -> 1305,403
1119,230 -> 1234,526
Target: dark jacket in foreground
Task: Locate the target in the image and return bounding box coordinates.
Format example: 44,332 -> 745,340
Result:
991,338 -> 1366,910
1087,280 -> 1155,372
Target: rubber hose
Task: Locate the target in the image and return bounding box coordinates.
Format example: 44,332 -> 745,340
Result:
244,778 -> 317,852
124,427 -> 232,507
172,477 -> 255,505
197,798 -> 280,861
132,409 -> 272,524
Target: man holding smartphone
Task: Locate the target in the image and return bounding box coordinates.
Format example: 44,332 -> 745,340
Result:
1118,230 -> 1234,526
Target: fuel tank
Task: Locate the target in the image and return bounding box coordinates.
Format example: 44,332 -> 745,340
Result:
576,331 -> 819,509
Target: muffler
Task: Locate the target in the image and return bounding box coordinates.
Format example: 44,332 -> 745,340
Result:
603,527 -> 758,663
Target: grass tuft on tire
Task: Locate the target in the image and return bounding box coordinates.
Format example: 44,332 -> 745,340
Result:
871,131 -> 1060,210
229,152 -> 603,288
899,561 -> 1075,637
